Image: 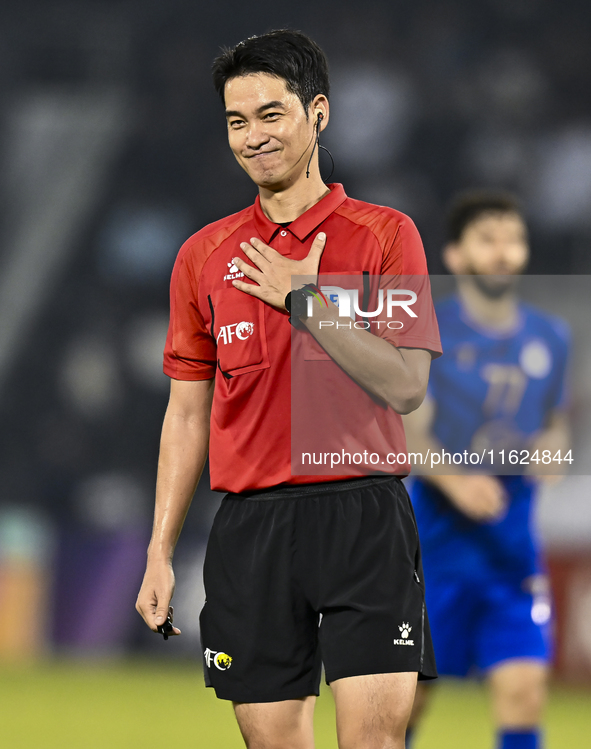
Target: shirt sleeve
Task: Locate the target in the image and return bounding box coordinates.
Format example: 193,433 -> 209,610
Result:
380,214 -> 443,357
163,240 -> 217,380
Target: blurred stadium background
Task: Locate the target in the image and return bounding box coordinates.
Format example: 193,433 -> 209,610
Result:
0,1 -> 590,746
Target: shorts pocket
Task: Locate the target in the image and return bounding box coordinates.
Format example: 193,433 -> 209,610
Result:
209,289 -> 270,376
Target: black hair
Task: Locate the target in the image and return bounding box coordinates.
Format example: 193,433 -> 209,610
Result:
447,191 -> 524,243
212,29 -> 330,116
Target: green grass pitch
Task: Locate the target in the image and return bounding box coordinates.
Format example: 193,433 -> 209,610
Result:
1,660 -> 589,747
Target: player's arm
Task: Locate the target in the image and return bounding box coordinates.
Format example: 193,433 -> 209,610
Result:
299,306 -> 432,414
402,395 -> 507,522
136,377 -> 214,635
232,233 -> 431,414
526,408 -> 570,483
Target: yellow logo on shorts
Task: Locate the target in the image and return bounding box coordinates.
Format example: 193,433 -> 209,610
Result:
204,648 -> 233,670
214,652 -> 233,670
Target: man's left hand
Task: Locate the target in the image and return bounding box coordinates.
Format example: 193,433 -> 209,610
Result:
232,232 -> 327,310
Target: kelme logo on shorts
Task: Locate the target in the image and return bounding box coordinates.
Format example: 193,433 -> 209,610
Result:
393,622 -> 414,646
204,648 -> 233,670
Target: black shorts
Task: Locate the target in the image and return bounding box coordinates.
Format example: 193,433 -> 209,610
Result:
199,475 -> 437,702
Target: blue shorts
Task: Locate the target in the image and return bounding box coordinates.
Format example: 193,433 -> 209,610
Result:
425,574 -> 552,676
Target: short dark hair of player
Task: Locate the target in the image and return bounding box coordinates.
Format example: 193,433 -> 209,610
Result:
447,191 -> 524,243
212,29 -> 330,117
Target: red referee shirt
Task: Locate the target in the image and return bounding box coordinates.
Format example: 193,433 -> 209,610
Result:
163,183 -> 441,493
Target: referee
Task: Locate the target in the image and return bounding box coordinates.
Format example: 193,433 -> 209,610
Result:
136,29 -> 441,749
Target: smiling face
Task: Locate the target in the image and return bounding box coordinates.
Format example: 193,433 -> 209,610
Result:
224,73 -> 327,190
445,211 -> 529,297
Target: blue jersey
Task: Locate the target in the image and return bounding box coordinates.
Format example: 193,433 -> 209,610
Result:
411,295 -> 570,581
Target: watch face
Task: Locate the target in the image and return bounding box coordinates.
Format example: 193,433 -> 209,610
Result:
291,289 -> 308,318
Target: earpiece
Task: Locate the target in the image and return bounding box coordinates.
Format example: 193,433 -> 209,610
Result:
305,110 -> 333,180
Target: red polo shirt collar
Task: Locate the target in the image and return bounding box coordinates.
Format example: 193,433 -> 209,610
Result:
253,183 -> 348,243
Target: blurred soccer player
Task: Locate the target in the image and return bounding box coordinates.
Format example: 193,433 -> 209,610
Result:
404,192 -> 570,749
135,30 -> 442,749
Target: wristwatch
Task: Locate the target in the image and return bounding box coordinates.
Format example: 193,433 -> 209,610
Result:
284,287 -> 311,320
285,283 -> 327,326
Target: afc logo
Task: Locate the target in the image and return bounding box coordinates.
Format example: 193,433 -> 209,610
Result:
204,648 -> 233,670
217,321 -> 254,344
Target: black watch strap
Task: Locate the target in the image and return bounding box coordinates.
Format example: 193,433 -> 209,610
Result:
285,288 -> 309,319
